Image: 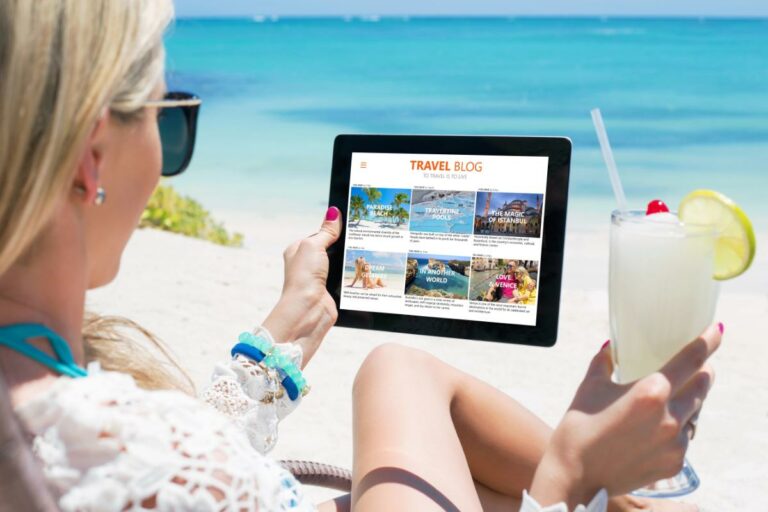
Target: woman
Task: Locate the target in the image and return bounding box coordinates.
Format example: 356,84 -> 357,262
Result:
347,256 -> 366,287
511,267 -> 535,304
0,2 -> 717,511
361,263 -> 385,289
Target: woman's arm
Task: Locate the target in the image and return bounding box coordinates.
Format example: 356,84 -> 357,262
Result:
527,324 -> 721,509
202,207 -> 342,453
262,206 -> 342,369
348,262 -> 362,287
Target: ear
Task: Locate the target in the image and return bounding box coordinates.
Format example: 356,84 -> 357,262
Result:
72,108 -> 110,205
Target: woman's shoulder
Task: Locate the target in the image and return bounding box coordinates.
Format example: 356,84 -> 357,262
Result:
15,363 -> 213,434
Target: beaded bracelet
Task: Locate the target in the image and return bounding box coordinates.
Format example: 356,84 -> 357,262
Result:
231,329 -> 309,401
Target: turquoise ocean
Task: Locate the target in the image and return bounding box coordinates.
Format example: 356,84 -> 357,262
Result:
165,17 -> 768,229
408,257 -> 470,298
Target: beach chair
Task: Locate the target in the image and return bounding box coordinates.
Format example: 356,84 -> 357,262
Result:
0,373 -> 352,512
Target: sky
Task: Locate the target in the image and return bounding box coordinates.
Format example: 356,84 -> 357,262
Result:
475,193 -> 542,215
346,250 -> 407,268
175,0 -> 768,18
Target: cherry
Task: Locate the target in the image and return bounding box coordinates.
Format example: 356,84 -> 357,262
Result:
646,199 -> 669,215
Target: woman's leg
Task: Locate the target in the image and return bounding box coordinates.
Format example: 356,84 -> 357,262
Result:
348,343 -> 696,512
350,343 -> 549,511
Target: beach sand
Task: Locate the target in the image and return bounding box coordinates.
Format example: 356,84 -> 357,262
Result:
86,215 -> 767,510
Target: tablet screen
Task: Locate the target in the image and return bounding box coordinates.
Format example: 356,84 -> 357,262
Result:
339,152 -> 548,327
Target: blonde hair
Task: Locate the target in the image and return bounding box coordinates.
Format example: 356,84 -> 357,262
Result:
0,0 -> 194,394
515,267 -> 534,289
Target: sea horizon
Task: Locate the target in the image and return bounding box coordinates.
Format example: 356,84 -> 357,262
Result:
176,15 -> 768,21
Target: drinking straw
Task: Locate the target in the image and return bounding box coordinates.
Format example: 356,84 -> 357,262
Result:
590,108 -> 628,212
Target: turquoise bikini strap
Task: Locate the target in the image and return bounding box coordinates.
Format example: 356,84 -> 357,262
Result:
0,323 -> 87,378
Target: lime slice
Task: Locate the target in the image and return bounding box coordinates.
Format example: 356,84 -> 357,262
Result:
679,190 -> 756,280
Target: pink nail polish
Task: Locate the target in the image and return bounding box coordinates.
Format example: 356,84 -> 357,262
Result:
325,206 -> 340,221
718,322 -> 724,334
601,339 -> 610,350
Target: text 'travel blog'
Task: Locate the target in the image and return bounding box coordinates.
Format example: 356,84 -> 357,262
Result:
410,160 -> 484,172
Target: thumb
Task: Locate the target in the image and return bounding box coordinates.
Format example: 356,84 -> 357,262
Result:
586,340 -> 614,380
312,206 -> 342,248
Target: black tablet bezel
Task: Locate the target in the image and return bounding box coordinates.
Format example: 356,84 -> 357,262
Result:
326,134 -> 571,347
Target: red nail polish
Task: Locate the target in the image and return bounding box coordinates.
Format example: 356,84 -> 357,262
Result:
325,206 -> 340,221
718,322 -> 724,334
601,339 -> 610,350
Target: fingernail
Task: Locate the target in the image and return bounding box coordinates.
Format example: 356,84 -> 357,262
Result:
717,322 -> 724,334
601,339 -> 610,350
325,206 -> 340,221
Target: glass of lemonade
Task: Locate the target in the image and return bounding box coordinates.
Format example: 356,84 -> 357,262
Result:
609,209 -> 719,497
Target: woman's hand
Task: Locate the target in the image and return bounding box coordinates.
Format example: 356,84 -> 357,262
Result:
262,207 -> 342,368
529,323 -> 722,509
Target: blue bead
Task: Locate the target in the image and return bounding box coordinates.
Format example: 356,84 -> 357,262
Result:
231,342 -> 266,363
281,376 -> 300,400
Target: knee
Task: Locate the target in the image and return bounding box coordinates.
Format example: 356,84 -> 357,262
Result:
353,342 -> 428,395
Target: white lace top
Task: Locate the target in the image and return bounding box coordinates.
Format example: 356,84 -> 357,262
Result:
14,347 -> 315,512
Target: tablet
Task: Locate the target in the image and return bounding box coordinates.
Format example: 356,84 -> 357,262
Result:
326,135 -> 571,347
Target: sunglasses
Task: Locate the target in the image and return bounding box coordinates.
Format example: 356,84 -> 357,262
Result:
144,91 -> 201,177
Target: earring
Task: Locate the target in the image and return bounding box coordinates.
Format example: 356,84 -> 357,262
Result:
94,187 -> 106,206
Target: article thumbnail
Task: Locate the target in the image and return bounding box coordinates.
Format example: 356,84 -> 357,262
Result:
344,250 -> 406,297
473,192 -> 543,238
469,258 -> 539,304
409,189 -> 476,234
348,187 -> 412,231
404,253 -> 471,300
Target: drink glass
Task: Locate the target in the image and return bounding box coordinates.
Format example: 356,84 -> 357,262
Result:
609,209 -> 719,497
